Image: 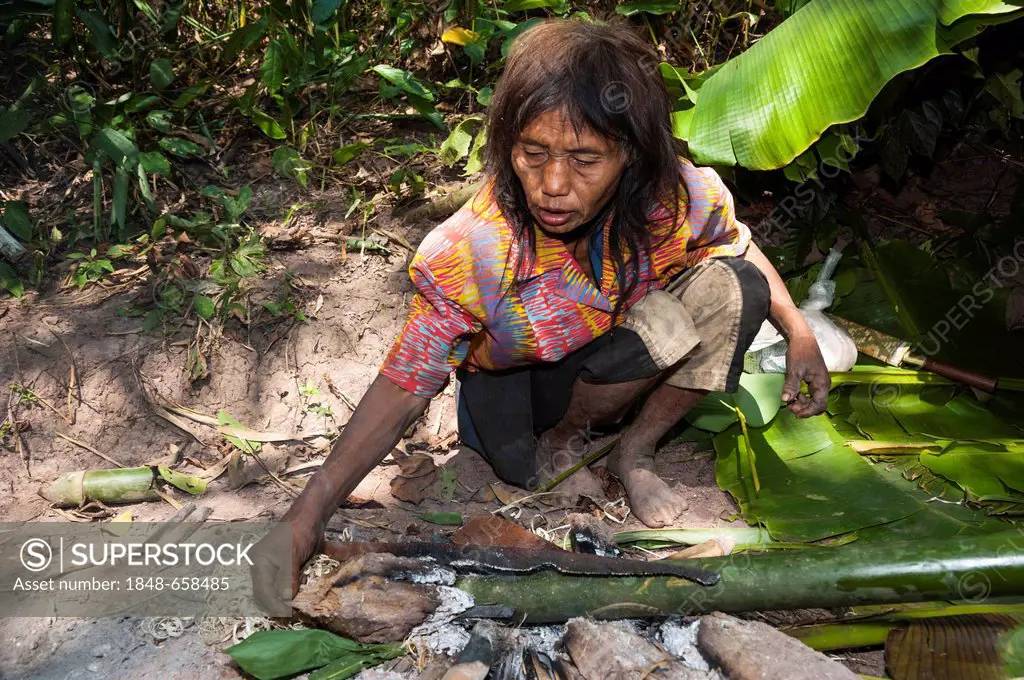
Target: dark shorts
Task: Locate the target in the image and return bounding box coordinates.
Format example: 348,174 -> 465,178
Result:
456,256 -> 772,487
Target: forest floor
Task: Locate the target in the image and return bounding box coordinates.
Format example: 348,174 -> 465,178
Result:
2,121 -> 1021,678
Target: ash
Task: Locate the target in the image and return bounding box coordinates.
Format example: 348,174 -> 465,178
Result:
658,618 -> 720,675
408,586 -> 476,655
405,564 -> 457,586
519,624 -> 565,656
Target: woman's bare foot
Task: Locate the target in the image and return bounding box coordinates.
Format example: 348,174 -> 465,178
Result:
608,441 -> 688,528
534,430 -> 606,501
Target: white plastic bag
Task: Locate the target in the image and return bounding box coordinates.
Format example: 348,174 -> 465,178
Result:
748,249 -> 858,373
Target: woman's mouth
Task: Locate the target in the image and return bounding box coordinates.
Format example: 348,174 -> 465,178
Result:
537,207 -> 574,227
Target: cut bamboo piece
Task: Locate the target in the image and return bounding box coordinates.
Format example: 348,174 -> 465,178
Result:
38,466 -> 206,507
454,532 -> 1024,624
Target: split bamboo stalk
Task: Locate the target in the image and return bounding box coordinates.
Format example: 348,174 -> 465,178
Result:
454,532 -> 1024,624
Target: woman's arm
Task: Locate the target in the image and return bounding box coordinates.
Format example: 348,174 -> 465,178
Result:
253,375 -> 429,604
743,241 -> 831,417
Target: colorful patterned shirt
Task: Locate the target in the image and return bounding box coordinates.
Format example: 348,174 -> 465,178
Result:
380,157 -> 752,398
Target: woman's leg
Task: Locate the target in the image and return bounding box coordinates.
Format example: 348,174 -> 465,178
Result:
533,375 -> 660,498
457,329 -> 659,490
606,257 -> 771,526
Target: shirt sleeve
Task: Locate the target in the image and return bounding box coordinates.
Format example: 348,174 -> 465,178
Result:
379,251 -> 483,399
683,164 -> 752,261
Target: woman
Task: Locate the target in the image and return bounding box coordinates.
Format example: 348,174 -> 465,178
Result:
263,18 -> 830,597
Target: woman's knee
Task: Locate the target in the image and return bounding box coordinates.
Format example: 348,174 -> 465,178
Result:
721,257 -> 772,329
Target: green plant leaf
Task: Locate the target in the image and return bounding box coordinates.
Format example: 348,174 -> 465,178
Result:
1001,627 -> 1024,677
439,116 -> 482,167
76,9 -> 116,56
371,64 -> 435,102
420,511 -> 463,526
687,373 -> 787,432
149,58 -> 175,91
615,0 -> 680,16
3,201 -> 33,241
224,629 -> 401,680
476,86 -> 494,107
217,410 -> 261,454
229,235 -> 266,278
172,82 -> 209,109
112,167 -> 129,233
405,95 -> 445,130
715,418 -> 922,542
463,127 -> 488,176
142,309 -> 162,332
921,446 -> 1024,503
312,0 -> 343,25
332,142 -> 369,165
146,110 -> 173,133
261,41 -> 285,94
221,186 -> 253,221
0,262 -> 24,298
156,466 -> 207,495
139,151 -> 171,177
308,643 -> 406,680
502,0 -> 566,11
87,128 -> 140,168
678,0 -> 1023,169
271,147 -> 312,188
193,295 -> 216,320
158,136 -> 201,158
106,244 -> 132,259
222,18 -> 269,64
125,94 -> 160,114
0,104 -> 30,144
441,466 -> 457,501
250,110 -> 286,139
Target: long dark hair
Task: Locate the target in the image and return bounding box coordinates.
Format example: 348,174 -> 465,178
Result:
482,16 -> 685,314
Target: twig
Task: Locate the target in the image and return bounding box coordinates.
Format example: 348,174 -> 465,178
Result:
535,437 -> 621,493
400,181 -> 482,223
12,384 -> 72,425
6,388 -> 26,469
42,321 -> 79,425
249,451 -> 298,497
54,430 -> 126,468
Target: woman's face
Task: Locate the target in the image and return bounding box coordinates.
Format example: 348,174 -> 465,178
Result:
511,108 -> 629,237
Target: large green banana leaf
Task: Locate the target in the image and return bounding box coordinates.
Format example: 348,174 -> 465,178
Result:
715,412 -> 923,541
676,0 -> 1024,169
714,379 -> 1024,541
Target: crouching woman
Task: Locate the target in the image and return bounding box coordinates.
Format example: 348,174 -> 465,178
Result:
258,18 -> 830,599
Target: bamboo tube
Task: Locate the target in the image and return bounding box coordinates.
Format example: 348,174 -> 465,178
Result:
38,466 -> 206,507
454,532 -> 1024,624
40,467 -> 161,507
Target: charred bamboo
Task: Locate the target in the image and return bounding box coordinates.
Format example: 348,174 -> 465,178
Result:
454,532 -> 1024,624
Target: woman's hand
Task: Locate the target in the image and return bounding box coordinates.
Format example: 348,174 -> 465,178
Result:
251,508 -> 323,611
782,331 -> 831,418
741,243 -> 831,417
251,375 -> 430,609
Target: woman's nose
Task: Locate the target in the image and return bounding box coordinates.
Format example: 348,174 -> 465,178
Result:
541,158 -> 570,197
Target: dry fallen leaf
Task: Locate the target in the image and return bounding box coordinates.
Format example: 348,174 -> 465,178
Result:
389,453 -> 439,504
